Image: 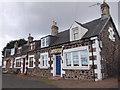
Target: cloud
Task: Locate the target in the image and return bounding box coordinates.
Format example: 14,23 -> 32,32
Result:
0,2 -> 118,64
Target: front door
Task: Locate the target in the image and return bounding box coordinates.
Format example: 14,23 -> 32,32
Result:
56,55 -> 61,75
23,58 -> 26,73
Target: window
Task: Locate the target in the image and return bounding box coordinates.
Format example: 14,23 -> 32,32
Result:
46,37 -> 49,46
30,43 -> 35,50
65,49 -> 88,68
29,57 -> 34,67
2,61 -> 6,68
17,47 -> 22,54
72,27 -> 79,40
41,55 -> 48,67
16,59 -> 21,67
9,60 -> 13,68
73,52 -> 79,66
42,38 -> 45,47
41,37 -> 49,48
11,48 -> 15,55
80,50 -> 88,66
66,53 -> 71,66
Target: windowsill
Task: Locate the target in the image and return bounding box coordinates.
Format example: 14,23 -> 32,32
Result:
15,67 -> 21,68
2,67 -> 6,68
63,66 -> 89,70
28,66 -> 34,68
40,66 -> 49,69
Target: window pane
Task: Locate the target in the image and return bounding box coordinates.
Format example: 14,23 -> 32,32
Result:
41,55 -> 47,67
73,52 -> 79,66
29,57 -> 33,67
42,38 -> 45,46
72,27 -> 79,40
46,37 -> 49,46
80,50 -> 88,66
44,55 -> 47,66
66,53 -> 71,66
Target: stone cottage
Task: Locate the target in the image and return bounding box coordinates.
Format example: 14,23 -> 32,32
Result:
2,1 -> 120,81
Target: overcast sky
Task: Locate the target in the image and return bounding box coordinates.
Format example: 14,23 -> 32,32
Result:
0,1 -> 119,65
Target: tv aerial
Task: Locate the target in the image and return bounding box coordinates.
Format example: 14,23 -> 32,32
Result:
89,0 -> 107,7
89,3 -> 101,7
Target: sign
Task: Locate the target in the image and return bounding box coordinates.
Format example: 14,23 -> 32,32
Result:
51,49 -> 62,54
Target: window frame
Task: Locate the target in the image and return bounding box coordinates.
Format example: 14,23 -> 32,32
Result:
72,27 -> 79,40
28,55 -> 35,68
29,57 -> 34,67
63,46 -> 89,70
40,52 -> 49,68
15,59 -> 21,68
41,37 -> 49,48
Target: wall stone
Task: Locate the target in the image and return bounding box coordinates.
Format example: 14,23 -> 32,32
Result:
100,20 -> 120,78
27,67 -> 52,78
63,69 -> 98,81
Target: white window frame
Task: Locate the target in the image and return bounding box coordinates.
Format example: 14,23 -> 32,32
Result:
63,46 -> 89,70
41,37 -> 49,48
72,27 -> 79,40
9,60 -> 13,68
11,48 -> 15,55
40,52 -> 49,68
28,55 -> 35,68
15,57 -> 21,68
30,43 -> 35,50
2,61 -> 6,68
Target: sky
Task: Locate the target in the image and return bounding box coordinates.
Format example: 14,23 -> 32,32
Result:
0,1 -> 119,66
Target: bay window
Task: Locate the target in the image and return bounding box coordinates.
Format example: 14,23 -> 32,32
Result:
65,49 -> 89,68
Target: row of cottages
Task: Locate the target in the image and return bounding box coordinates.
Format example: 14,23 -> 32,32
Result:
2,2 -> 120,81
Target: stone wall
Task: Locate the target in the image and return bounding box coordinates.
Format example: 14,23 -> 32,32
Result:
27,67 -> 52,78
100,20 -> 120,78
63,69 -> 98,81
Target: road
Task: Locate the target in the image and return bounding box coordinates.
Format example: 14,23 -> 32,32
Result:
2,75 -> 57,88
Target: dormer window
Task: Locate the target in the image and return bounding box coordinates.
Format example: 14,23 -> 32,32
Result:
41,37 -> 49,48
30,43 -> 35,50
11,48 -> 15,55
17,47 -> 22,54
70,22 -> 88,42
73,27 -> 79,40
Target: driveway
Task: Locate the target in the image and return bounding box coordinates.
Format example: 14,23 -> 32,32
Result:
2,74 -> 57,88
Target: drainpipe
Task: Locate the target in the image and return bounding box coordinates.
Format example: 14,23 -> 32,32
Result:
49,48 -> 52,69
90,40 -> 95,82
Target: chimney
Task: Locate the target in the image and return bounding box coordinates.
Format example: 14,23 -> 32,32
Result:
27,33 -> 34,45
100,1 -> 110,18
14,41 -> 18,48
51,21 -> 58,36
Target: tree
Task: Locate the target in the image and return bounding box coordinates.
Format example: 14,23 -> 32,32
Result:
2,39 -> 27,56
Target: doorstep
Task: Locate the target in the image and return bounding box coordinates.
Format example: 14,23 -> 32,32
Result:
48,75 -> 63,80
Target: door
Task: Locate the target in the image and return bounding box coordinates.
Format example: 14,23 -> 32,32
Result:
23,58 -> 26,73
56,55 -> 61,75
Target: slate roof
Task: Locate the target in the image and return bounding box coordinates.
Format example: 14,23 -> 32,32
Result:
4,16 -> 111,57
76,17 -> 110,39
49,17 -> 110,46
50,30 -> 70,46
